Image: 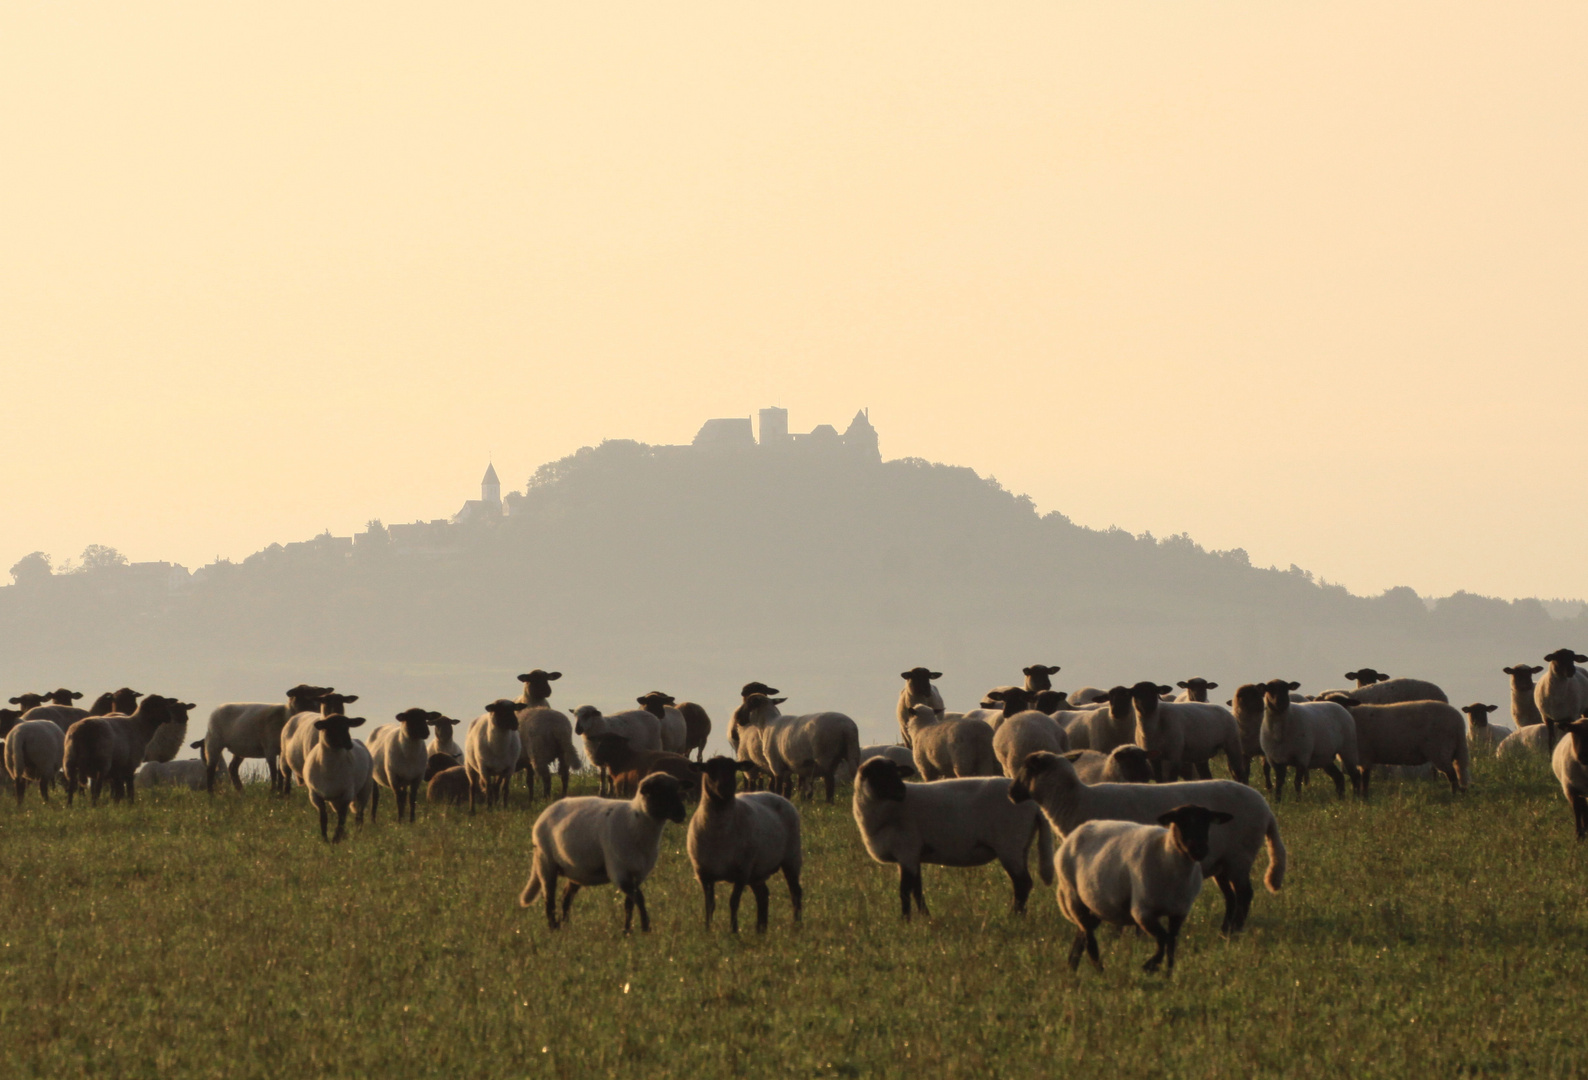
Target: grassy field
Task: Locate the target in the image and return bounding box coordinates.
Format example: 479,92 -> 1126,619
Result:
1,754 -> 1585,1079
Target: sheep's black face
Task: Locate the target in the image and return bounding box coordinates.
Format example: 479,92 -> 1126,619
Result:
485,702 -> 521,730
112,687 -> 142,711
1159,805 -> 1234,863
1502,664 -> 1543,685
286,684 -> 333,707
1261,680 -> 1299,712
1109,746 -> 1156,784
1034,690 -> 1067,714
1231,684 -> 1265,714
313,716 -> 364,749
46,688 -> 83,705
9,694 -> 46,711
637,691 -> 674,717
740,681 -> 779,698
1346,669 -> 1388,686
517,670 -> 562,700
1008,752 -> 1060,803
1104,686 -> 1133,716
697,757 -> 746,803
999,688 -> 1033,715
1545,649 -> 1588,677
89,692 -> 115,715
397,708 -> 431,741
859,758 -> 911,802
1128,682 -> 1168,714
1021,664 -> 1060,690
899,668 -> 942,695
164,701 -> 196,725
639,774 -> 687,823
319,693 -> 359,716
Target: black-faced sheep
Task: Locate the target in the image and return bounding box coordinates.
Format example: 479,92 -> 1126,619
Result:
465,700 -> 524,812
1258,681 -> 1360,801
1550,716 -> 1588,840
896,668 -> 945,747
515,670 -> 581,801
687,757 -> 803,932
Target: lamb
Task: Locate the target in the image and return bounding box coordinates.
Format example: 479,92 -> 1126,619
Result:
5,718 -> 67,805
896,668 -> 945,746
861,745 -> 916,770
1502,664 -> 1546,728
736,694 -> 861,802
986,689 -> 1070,779
425,752 -> 459,780
427,714 -> 465,762
586,732 -> 699,798
465,700 -> 525,811
686,757 -> 803,932
1536,649 -> 1588,730
426,765 -> 484,806
1335,669 -> 1449,705
1007,750 -> 1285,933
637,691 -> 689,754
903,703 -> 1001,782
63,695 -> 188,805
279,691 -> 359,795
852,756 -> 1054,919
1130,682 -> 1246,782
1462,704 -> 1512,755
1325,696 -> 1470,795
1063,746 -> 1156,785
203,684 -> 333,795
1054,805 -> 1233,975
1550,717 -> 1588,839
1258,680 -> 1360,801
518,773 -> 688,931
514,670 -> 581,801
1175,678 -> 1218,703
368,708 -> 432,823
134,758 -> 213,791
303,714 -> 370,842
574,705 -> 662,796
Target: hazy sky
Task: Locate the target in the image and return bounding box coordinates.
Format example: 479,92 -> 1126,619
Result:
4,2 -> 1584,601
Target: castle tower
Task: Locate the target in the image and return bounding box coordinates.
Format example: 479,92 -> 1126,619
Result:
481,463 -> 501,506
842,409 -> 880,462
758,406 -> 790,445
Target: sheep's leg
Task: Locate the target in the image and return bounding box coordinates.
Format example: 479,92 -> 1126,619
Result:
89,775 -> 103,807
1139,915 -> 1171,974
557,759 -> 569,799
1164,914 -> 1184,973
783,865 -> 803,924
898,867 -> 917,920
332,799 -> 349,843
369,784 -> 380,823
313,793 -> 329,841
538,867 -> 560,929
750,881 -> 771,933
1003,860 -> 1033,914
823,772 -> 836,804
409,781 -> 420,822
228,754 -> 245,794
1294,768 -> 1308,795
727,881 -> 745,933
1271,765 -> 1287,803
1572,793 -> 1588,840
1213,874 -> 1238,935
1261,758 -> 1272,791
39,778 -> 51,803
701,878 -> 717,929
1232,875 -> 1254,931
1067,931 -> 1089,971
560,882 -> 580,924
1322,764 -> 1346,799
1357,766 -> 1372,799
13,778 -> 24,807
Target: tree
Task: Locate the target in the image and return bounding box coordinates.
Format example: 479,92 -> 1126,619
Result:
76,545 -> 128,573
8,551 -> 51,586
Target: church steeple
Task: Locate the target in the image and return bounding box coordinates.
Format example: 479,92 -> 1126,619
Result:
481,463 -> 501,506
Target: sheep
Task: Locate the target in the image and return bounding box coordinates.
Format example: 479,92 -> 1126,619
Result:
735,694 -> 861,803
514,670 -> 581,801
63,695 -> 189,805
427,713 -> 465,762
677,700 -> 712,762
852,756 -> 1055,919
574,705 -> 662,796
1060,686 -> 1137,754
279,691 -> 359,796
1497,722 -> 1565,759
1324,696 -> 1470,795
896,668 -> 945,746
1550,717 -> 1588,840
1462,704 -> 1512,755
5,718 -> 67,805
203,684 -> 333,795
986,688 -> 1071,778
1502,664 -> 1546,728
465,700 -> 525,811
426,764 -> 483,806
1034,690 -> 1073,714
1228,684 -> 1273,790
1007,750 -> 1285,933
518,773 -> 688,931
686,756 -> 803,932
1063,746 -> 1155,785
425,752 -> 459,780
1175,678 -> 1218,703
368,708 -> 432,823
20,690 -> 91,732
1536,649 -> 1588,730
1258,680 -> 1360,801
1334,669 -> 1449,705
7,693 -> 47,712
87,692 -> 115,715
43,688 -> 82,706
1054,805 -> 1233,975
636,691 -> 689,754
727,681 -> 779,754
1068,686 -> 1110,706
586,732 -> 699,798
1022,664 -> 1063,693
303,714 -> 370,842
860,744 -> 916,770
140,690 -> 188,764
135,758 -> 213,791
1130,682 -> 1246,783
903,703 -> 1002,782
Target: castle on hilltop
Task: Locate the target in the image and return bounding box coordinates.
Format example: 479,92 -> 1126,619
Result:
689,407 -> 880,462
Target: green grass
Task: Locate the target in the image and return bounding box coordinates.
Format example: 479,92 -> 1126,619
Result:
2,756 -> 1585,1079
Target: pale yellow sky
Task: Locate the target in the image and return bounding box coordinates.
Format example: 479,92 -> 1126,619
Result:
3,2 -> 1584,599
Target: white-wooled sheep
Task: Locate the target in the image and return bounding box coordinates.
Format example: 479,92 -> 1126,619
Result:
1054,805 -> 1233,976
368,708 -> 432,823
465,700 -> 525,812
1502,664 -> 1545,728
302,714 -> 369,842
518,773 -> 688,931
896,668 -> 945,747
903,703 -> 1001,782
1063,686 -> 1138,754
637,691 -> 689,754
1549,717 -> 1588,840
1008,749 -> 1285,934
134,758 -> 213,791
1064,746 -> 1156,785
203,684 -> 332,795
1335,669 -> 1448,704
63,696 -> 188,806
514,670 -> 581,801
279,692 -> 359,796
852,757 -> 1054,919
986,688 -> 1070,778
1258,680 -> 1360,801
574,705 -> 662,796
1536,650 -> 1588,729
1174,678 -> 1219,703
686,757 -> 803,932
860,744 -> 915,769
1323,695 -> 1470,795
1461,704 -> 1512,755
426,713 -> 465,763
736,694 -> 860,803
1130,682 -> 1246,782
5,717 -> 66,805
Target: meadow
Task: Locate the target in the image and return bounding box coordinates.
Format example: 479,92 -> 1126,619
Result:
1,754 -> 1584,1079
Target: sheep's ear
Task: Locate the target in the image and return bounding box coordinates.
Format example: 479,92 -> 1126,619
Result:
1531,665 -> 1544,674
1225,699 -> 1232,706
930,672 -> 942,680
1577,654 -> 1588,663
190,739 -> 205,749
1155,809 -> 1181,826
347,717 -> 365,728
1485,704 -> 1499,713
635,696 -> 647,706
1176,681 -> 1189,688
1287,681 -> 1301,691
547,672 -> 562,681
899,672 -> 913,680
517,674 -> 532,682
1205,682 -> 1218,690
986,690 -> 1006,701
1060,751 -> 1085,762
344,695 -> 359,703
313,719 -> 330,730
771,697 -> 787,705
1344,671 -> 1358,681
71,692 -> 83,700
1156,685 -> 1172,695
1046,665 -> 1061,674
